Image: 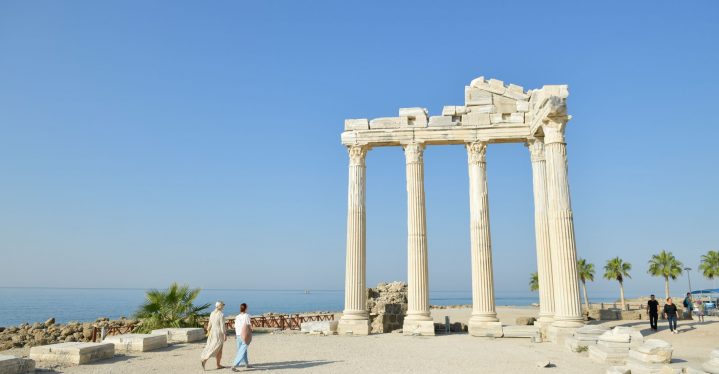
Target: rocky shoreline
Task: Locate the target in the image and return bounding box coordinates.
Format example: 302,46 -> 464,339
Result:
0,317 -> 138,351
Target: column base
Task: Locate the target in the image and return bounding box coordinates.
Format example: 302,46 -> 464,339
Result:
551,317 -> 585,329
468,320 -> 503,337
546,325 -> 578,345
337,319 -> 370,335
402,320 -> 435,336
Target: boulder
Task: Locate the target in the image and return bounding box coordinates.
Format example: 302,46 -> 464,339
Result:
515,317 -> 536,326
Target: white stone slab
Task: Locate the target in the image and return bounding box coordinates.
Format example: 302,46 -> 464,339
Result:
29,342 -> 114,365
103,333 -> 167,352
300,321 -> 338,334
344,119 -> 369,131
630,339 -> 672,364
589,344 -> 629,364
151,328 -> 205,343
337,319 -> 370,335
468,321 -> 503,338
503,325 -> 541,342
0,355 -> 35,374
403,320 -> 435,336
428,116 -> 457,127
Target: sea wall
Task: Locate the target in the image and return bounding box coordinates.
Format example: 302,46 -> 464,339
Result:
0,317 -> 138,351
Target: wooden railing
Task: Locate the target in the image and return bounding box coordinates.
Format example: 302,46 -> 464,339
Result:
200,313 -> 335,332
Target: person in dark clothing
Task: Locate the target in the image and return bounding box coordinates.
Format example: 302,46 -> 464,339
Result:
683,292 -> 693,319
664,297 -> 679,334
647,294 -> 659,331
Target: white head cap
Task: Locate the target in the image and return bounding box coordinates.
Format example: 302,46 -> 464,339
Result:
215,300 -> 225,309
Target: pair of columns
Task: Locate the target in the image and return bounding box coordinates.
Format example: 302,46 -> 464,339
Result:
337,120 -> 583,336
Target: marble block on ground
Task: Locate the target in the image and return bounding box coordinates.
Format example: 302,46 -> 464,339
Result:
589,344 -> 630,364
0,355 -> 35,374
469,321 -> 503,338
300,321 -> 338,334
704,348 -> 719,374
624,360 -> 677,374
29,342 -> 114,365
103,334 -> 167,352
337,319 -> 370,336
502,325 -> 541,342
151,328 -> 205,343
403,320 -> 435,336
628,339 -> 673,364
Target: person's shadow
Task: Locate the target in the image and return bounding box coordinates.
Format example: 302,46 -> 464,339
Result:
247,360 -> 337,370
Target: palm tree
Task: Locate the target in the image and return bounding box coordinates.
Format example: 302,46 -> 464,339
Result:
604,257 -> 632,310
529,272 -> 539,292
700,250 -> 719,287
577,258 -> 595,311
134,283 -> 211,333
647,250 -> 683,299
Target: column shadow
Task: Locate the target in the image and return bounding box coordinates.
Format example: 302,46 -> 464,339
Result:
247,360 -> 338,370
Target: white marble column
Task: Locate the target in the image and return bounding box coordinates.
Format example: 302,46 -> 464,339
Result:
402,142 -> 434,335
338,145 -> 371,335
527,137 -> 556,324
543,119 -> 584,329
466,141 -> 502,337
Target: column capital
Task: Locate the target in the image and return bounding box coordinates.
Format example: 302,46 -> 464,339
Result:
347,145 -> 369,166
466,141 -> 487,165
526,137 -> 546,162
403,142 -> 425,164
541,116 -> 570,144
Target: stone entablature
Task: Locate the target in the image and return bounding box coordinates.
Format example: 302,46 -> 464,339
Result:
341,77 -> 568,146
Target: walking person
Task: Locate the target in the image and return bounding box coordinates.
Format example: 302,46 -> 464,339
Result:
694,299 -> 705,322
232,303 -> 253,371
683,292 -> 693,320
201,301 -> 228,370
646,294 -> 659,331
663,297 -> 679,334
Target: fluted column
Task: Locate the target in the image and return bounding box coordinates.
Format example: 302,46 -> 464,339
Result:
527,137 -> 556,324
543,119 -> 584,328
403,142 -> 432,324
338,145 -> 370,335
466,141 -> 499,325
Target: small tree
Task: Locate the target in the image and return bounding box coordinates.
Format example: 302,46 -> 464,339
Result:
700,250 -> 719,287
604,257 -> 632,310
647,250 -> 683,299
529,272 -> 539,292
577,258 -> 595,311
134,283 -> 211,333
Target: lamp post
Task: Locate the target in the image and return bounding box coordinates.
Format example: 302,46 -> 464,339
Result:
684,267 -> 692,294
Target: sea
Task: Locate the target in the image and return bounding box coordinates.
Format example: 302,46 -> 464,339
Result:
0,288 -> 617,327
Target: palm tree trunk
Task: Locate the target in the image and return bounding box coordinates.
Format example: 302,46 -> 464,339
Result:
664,277 -> 669,300
582,281 -> 590,311
619,281 -> 626,310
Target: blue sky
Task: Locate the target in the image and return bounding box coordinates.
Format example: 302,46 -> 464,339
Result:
0,1 -> 717,299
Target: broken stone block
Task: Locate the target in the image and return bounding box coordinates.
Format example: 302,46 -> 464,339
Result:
103,333 -> 167,352
702,348 -> 719,374
628,339 -> 672,364
461,112 -> 490,126
515,317 -> 536,325
493,95 -> 517,113
487,79 -> 506,94
399,107 -> 429,127
465,87 -> 492,106
503,325 -> 541,342
369,117 -> 408,129
300,321 -> 338,334
151,328 -> 205,343
469,76 -> 486,88
403,320 -> 435,336
468,321 -> 503,338
490,113 -> 524,124
29,342 -> 115,365
428,116 -> 457,127
0,355 -> 35,374
467,105 -> 495,114
344,118 -> 369,131
516,101 -> 530,112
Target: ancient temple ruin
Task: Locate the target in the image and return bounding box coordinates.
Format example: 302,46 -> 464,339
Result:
337,76 -> 584,339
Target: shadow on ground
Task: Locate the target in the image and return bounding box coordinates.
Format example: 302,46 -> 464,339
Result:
248,360 -> 338,370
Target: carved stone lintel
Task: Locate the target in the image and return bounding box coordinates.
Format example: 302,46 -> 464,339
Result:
466,141 -> 487,165
348,145 -> 369,166
542,117 -> 569,144
526,137 -> 546,162
403,142 -> 425,164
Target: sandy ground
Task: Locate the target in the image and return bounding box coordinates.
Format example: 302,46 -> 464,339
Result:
5,306 -> 717,373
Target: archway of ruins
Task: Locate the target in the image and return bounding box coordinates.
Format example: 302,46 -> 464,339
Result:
338,76 -> 584,340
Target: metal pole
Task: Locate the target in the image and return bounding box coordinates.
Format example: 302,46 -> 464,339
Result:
684,267 -> 692,293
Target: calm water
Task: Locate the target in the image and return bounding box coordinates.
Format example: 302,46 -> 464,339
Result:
0,288 -> 615,326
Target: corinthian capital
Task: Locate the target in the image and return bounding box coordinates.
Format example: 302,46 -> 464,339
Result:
348,145 -> 369,166
542,116 -> 570,144
526,137 -> 545,162
403,142 -> 425,164
466,141 -> 487,165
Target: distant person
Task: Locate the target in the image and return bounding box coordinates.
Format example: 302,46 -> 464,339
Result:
201,301 -> 227,370
232,303 -> 253,371
683,293 -> 693,319
663,297 -> 678,334
646,294 -> 659,331
694,299 -> 705,322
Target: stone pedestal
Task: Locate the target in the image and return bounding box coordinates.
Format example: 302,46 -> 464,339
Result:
468,321 -> 503,338
300,321 -> 338,334
337,319 -> 370,335
339,145 -> 371,335
402,142 -> 433,336
29,342 -> 114,365
103,334 -> 167,352
151,328 -> 205,343
0,355 -> 35,374
547,325 -> 578,345
565,324 -> 609,352
503,325 -> 541,342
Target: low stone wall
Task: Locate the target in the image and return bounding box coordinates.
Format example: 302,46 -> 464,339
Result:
366,282 -> 408,334
586,307 -> 689,321
0,317 -> 139,351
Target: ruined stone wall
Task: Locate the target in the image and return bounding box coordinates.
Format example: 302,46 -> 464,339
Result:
366,282 -> 408,333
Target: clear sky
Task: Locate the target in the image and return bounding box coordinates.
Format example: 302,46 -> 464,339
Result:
1,1 -> 717,299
